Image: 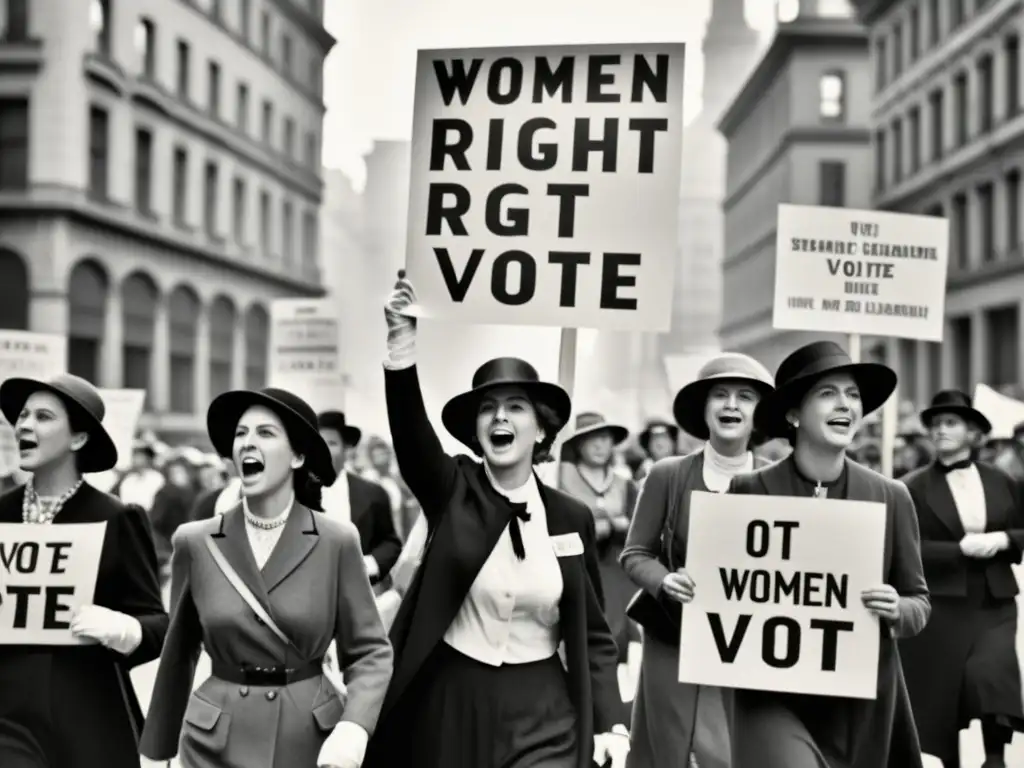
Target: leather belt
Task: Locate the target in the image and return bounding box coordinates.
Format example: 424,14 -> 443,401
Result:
211,658 -> 324,686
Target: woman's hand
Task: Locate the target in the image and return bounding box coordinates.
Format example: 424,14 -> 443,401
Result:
960,532 -> 1009,558
660,568 -> 695,604
860,584 -> 900,622
384,270 -> 418,341
70,604 -> 142,655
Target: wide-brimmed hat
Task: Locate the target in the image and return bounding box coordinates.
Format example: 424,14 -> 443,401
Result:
672,353 -> 775,440
638,418 -> 679,454
0,373 -> 118,473
441,357 -> 571,450
920,390 -> 992,435
317,410 -> 362,448
754,341 -> 898,439
564,412 -> 629,447
207,388 -> 337,488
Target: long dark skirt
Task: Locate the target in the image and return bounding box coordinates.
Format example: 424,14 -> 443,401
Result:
900,596 -> 1024,762
599,541 -> 640,660
395,642 -> 578,768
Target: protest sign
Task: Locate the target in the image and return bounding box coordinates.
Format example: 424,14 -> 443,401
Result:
0,331 -> 67,477
269,299 -> 345,413
405,43 -> 686,331
678,492 -> 885,699
773,205 -> 949,342
97,389 -> 146,471
974,383 -> 1024,440
0,522 -> 107,645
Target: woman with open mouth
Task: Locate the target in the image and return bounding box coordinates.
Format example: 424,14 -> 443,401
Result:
620,352 -> 774,768
363,271 -> 629,768
726,340 -> 930,768
0,373 -> 168,767
140,387 -> 393,768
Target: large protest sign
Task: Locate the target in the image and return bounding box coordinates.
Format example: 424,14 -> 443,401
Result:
405,43 -> 686,331
0,523 -> 107,645
0,331 -> 67,477
97,389 -> 146,471
974,383 -> 1024,440
679,492 -> 886,699
269,299 -> 345,413
773,205 -> 949,342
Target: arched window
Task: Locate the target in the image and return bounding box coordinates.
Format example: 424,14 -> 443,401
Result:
819,71 -> 846,121
122,271 -> 157,399
169,285 -> 200,413
209,296 -> 236,397
0,249 -> 29,331
67,259 -> 108,382
244,304 -> 269,390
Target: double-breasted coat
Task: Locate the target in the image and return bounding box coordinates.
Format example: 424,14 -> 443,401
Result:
898,461 -> 1024,761
363,364 -> 624,768
0,483 -> 168,767
139,502 -> 394,768
727,457 -> 931,768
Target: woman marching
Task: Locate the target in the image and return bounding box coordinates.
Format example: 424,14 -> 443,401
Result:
0,373 -> 168,767
620,353 -> 775,768
726,341 -> 930,768
363,272 -> 629,768
140,387 -> 393,768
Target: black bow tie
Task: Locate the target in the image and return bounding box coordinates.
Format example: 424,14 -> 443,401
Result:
937,458 -> 973,474
508,504 -> 532,561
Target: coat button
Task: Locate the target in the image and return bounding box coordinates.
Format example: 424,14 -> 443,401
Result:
239,686 -> 249,697
266,690 -> 277,701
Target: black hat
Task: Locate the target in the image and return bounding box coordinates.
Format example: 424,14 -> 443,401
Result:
317,411 -> 362,448
754,341 -> 898,439
441,357 -> 571,450
920,390 -> 992,435
638,418 -> 679,454
207,388 -> 337,488
0,373 -> 119,473
672,353 -> 775,440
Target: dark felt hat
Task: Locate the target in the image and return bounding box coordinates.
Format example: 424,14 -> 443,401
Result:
672,353 -> 775,440
441,357 -> 571,451
317,410 -> 362,448
207,388 -> 337,488
920,390 -> 992,435
0,373 -> 118,473
563,411 -> 629,447
638,418 -> 680,454
754,341 -> 898,439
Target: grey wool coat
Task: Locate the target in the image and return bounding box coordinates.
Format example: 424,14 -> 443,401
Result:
139,502 -> 394,768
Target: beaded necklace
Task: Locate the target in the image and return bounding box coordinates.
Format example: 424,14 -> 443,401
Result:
22,476 -> 85,524
242,499 -> 291,530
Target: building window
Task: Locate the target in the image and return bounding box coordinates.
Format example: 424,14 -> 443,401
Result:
950,0 -> 964,30
1007,170 -> 1021,250
204,161 -> 219,236
953,72 -> 968,147
928,87 -> 944,160
951,316 -> 971,391
925,203 -> 944,217
818,161 -> 846,207
67,261 -> 107,382
122,273 -> 157,398
978,182 -> 994,261
0,98 -> 29,191
305,132 -> 317,167
308,56 -> 320,92
302,211 -> 318,267
245,305 -> 269,389
875,37 -> 887,92
892,22 -> 903,78
260,10 -> 271,55
236,82 -> 249,132
261,100 -> 273,144
90,0 -> 110,56
952,192 -> 969,269
819,72 -> 845,121
874,129 -> 886,192
209,297 -> 236,397
208,61 -> 221,118
176,39 -> 191,99
172,146 -> 188,224
134,127 -> 153,213
282,33 -> 292,76
909,106 -> 921,173
210,0 -> 222,21
1007,35 -> 1020,117
239,0 -> 251,41
281,200 -> 293,261
928,0 -> 940,46
259,190 -> 271,254
977,54 -> 994,134
232,177 -> 246,243
986,306 -> 1020,388
892,118 -> 904,183
283,117 -> 294,158
88,105 -> 109,200
168,287 -> 199,414
1,0 -> 30,40
909,5 -> 920,62
134,18 -> 156,78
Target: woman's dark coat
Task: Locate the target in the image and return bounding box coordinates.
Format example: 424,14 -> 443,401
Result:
363,365 -> 624,768
0,483 -> 168,766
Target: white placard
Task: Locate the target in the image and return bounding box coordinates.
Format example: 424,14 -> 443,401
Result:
97,389 -> 146,471
269,299 -> 345,413
773,204 -> 949,342
405,43 -> 686,331
679,492 -> 886,700
974,383 -> 1024,440
0,522 -> 107,645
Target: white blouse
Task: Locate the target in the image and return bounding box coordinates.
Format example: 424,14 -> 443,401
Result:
702,443 -> 754,493
945,464 -> 988,534
443,467 -> 565,666
242,493 -> 294,569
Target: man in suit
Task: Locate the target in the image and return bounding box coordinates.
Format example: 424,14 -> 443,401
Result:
318,411 -> 402,588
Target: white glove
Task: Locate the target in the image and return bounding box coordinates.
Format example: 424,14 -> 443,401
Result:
960,532 -> 1010,559
70,604 -> 142,655
317,721 -> 368,768
383,272 -> 417,369
363,555 -> 380,580
593,726 -> 630,768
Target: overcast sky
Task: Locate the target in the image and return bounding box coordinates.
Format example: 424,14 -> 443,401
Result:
320,0 -> 775,188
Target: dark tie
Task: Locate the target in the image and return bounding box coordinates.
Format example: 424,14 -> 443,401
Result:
937,458 -> 973,474
509,504 -> 532,561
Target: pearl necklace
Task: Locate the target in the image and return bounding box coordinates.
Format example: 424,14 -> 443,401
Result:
243,505 -> 289,531
22,477 -> 84,524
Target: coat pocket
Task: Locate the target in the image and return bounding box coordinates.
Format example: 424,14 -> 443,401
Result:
312,694 -> 345,733
182,693 -> 231,754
